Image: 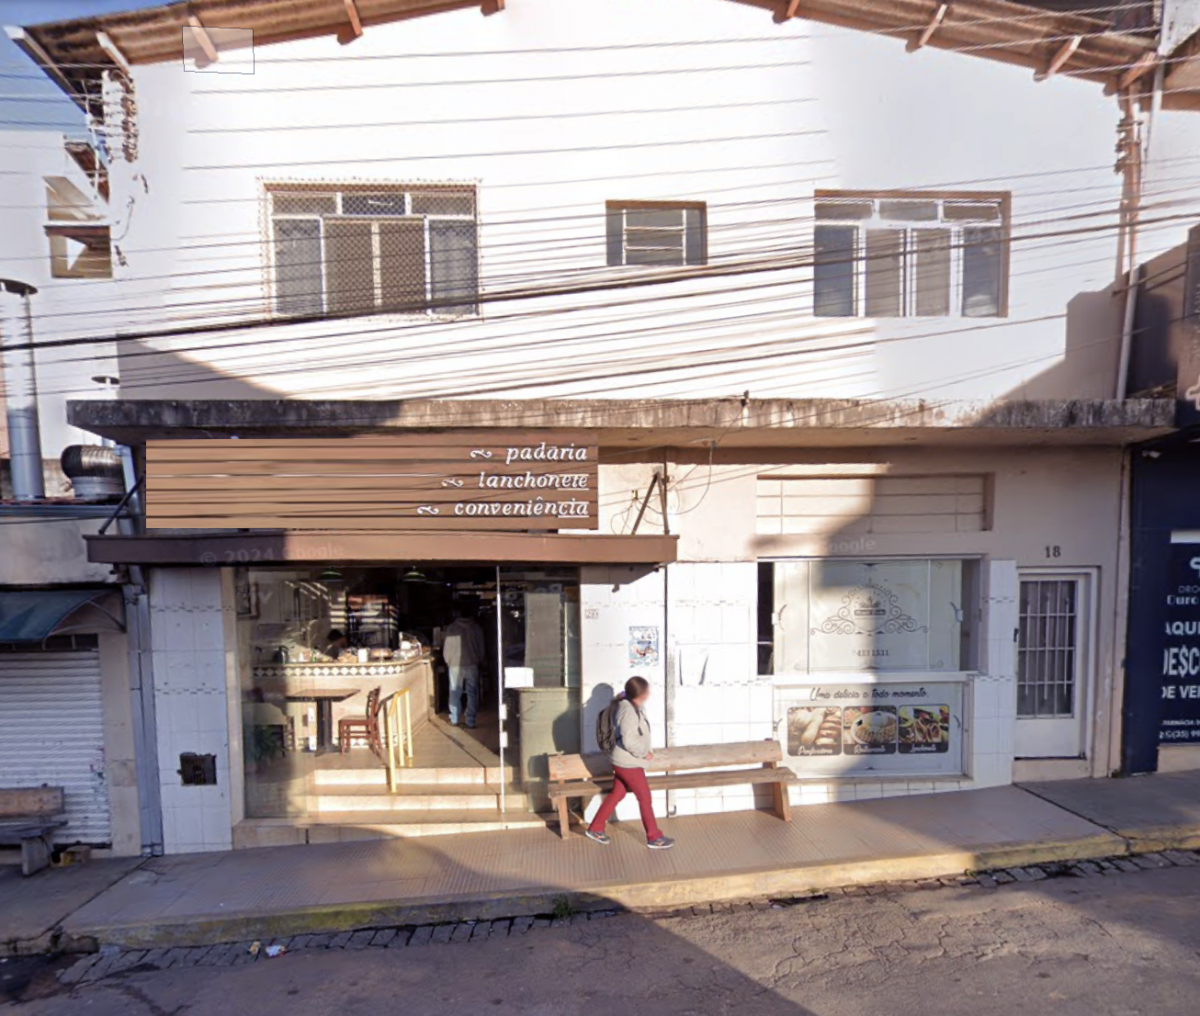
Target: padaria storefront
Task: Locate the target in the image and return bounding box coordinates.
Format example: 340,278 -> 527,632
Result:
72,407 -> 1163,852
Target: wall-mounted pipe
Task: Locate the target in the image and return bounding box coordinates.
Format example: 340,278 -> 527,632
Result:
1116,265 -> 1140,401
0,279 -> 45,500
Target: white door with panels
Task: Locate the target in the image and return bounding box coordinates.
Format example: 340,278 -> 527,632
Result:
1014,572 -> 1092,759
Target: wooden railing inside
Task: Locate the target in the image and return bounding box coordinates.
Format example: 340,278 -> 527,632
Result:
382,688 -> 414,792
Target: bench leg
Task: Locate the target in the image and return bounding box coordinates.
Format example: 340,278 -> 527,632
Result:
771,780 -> 792,822
764,762 -> 792,822
21,833 -> 53,876
555,797 -> 572,839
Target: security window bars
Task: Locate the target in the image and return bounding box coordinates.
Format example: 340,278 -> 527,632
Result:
606,201 -> 707,267
813,192 -> 1009,319
269,185 -> 478,318
1017,579 -> 1078,718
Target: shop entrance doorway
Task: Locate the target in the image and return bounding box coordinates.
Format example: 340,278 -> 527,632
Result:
235,564 -> 581,843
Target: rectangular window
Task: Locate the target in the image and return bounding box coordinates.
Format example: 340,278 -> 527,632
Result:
268,185 -> 478,317
757,558 -> 978,677
606,201 -> 706,267
46,224 -> 112,280
1017,579 -> 1078,718
813,192 -> 1009,319
761,558 -> 976,779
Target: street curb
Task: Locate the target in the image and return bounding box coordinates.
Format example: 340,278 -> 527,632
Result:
64,829 -> 1126,950
1118,824 -> 1200,853
53,847 -> 1200,988
2,929 -> 98,958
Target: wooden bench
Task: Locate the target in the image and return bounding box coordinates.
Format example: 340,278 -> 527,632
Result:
547,740 -> 792,839
0,787 -> 67,876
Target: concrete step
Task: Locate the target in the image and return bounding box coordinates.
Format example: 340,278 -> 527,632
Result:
311,783 -> 532,813
313,765 -> 514,788
298,808 -> 550,840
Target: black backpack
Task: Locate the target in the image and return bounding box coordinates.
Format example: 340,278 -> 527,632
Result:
596,698 -> 622,753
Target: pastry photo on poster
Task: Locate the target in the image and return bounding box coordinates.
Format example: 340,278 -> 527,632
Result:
629,626 -> 659,668
787,706 -> 842,756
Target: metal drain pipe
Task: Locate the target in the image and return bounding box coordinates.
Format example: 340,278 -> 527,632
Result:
0,279 -> 44,499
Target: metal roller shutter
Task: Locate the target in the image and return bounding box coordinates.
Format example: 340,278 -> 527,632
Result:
0,650 -> 111,845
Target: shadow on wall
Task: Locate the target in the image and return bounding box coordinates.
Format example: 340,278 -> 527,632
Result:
746,270 -> 1145,790
1017,284 -> 1126,400
115,337 -> 280,401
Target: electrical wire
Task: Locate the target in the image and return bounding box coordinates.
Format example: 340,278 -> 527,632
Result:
9,201 -> 1197,363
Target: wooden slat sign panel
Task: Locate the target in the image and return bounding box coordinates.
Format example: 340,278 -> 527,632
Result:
145,433 -> 599,531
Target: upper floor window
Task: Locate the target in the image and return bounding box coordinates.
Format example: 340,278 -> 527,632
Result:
268,184 -> 478,318
46,224 -> 112,279
813,192 -> 1009,319
606,201 -> 707,267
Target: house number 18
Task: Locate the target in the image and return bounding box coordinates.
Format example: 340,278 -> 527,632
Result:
1044,545 -> 1062,559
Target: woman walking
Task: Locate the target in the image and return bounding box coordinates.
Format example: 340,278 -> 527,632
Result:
586,676 -> 675,850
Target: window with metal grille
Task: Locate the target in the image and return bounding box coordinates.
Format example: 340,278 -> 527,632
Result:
813,192 -> 1009,319
606,201 -> 706,267
1017,579 -> 1078,718
268,185 -> 478,318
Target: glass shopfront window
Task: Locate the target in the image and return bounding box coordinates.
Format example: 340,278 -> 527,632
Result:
235,565 -> 580,820
757,558 -> 978,677
758,558 -> 979,778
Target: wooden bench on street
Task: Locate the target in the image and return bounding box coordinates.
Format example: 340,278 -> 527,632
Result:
0,787 -> 67,876
547,740 -> 792,839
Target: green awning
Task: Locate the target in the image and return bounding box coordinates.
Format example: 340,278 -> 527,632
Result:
0,589 -> 124,642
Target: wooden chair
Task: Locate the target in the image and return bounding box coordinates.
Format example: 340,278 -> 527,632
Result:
337,686 -> 383,756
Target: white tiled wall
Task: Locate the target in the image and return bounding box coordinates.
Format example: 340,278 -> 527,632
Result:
656,558 -> 1019,819
972,559 -> 1019,788
579,565 -> 667,824
150,567 -> 235,853
668,562 -> 757,687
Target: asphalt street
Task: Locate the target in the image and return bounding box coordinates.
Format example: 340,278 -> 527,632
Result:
7,864 -> 1200,1016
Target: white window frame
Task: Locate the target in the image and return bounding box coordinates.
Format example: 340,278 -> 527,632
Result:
265,184 -> 479,318
813,191 -> 1010,320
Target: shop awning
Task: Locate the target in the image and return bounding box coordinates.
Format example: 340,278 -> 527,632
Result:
84,531 -> 678,567
0,588 -> 125,641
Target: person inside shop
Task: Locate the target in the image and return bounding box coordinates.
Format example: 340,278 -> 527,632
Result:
586,676 -> 675,851
322,629 -> 349,660
442,603 -> 486,729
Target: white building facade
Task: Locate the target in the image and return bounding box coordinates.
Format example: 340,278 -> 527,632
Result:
9,0 -> 1198,852
0,127 -> 143,858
